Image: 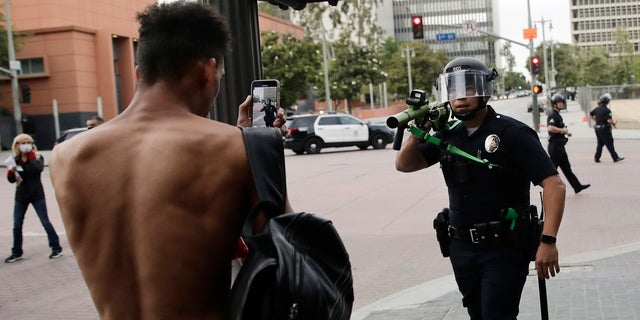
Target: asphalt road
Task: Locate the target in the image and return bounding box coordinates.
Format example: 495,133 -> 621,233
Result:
1,97 -> 639,318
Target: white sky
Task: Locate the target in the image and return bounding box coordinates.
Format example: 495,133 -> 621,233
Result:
497,0 -> 572,75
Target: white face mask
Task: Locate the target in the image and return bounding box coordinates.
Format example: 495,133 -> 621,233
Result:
19,144 -> 33,153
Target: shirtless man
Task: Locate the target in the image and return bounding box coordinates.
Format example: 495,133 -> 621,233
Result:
49,2 -> 288,319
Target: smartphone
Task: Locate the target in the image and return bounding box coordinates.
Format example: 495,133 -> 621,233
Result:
250,79 -> 280,127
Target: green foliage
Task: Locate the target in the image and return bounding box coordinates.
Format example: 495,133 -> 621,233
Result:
502,71 -> 529,92
0,12 -> 27,69
260,31 -> 322,109
383,40 -> 449,101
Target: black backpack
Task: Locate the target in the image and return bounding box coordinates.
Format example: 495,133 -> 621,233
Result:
230,127 -> 354,320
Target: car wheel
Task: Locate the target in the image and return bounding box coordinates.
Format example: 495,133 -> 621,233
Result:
304,138 -> 323,154
292,149 -> 304,155
371,134 -> 387,149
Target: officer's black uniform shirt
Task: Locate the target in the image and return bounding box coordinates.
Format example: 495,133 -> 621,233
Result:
547,109 -> 566,142
589,104 -> 612,127
418,106 -> 558,228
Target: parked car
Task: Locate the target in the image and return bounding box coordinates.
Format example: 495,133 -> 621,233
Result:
527,100 -> 546,113
284,113 -> 394,154
54,127 -> 87,146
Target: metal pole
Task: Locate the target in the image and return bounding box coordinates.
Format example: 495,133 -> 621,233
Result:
527,0 -> 540,132
321,27 -> 332,112
52,99 -> 60,138
369,83 -> 374,109
4,0 -> 23,134
537,17 -> 551,108
550,40 -> 556,89
383,82 -> 388,108
405,46 -> 413,93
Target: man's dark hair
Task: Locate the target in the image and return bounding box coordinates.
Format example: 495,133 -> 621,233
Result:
135,1 -> 231,85
89,116 -> 104,123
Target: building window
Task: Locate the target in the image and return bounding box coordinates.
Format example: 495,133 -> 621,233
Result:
17,57 -> 45,75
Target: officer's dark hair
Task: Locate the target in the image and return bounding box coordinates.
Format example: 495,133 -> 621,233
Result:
550,94 -> 566,106
135,1 -> 231,86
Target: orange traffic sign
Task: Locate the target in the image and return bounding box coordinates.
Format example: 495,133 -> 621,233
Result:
523,28 -> 537,40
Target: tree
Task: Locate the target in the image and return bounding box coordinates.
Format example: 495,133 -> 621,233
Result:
291,0 -> 386,112
500,42 -> 516,73
260,31 -> 322,110
611,28 -> 636,85
576,46 -> 612,86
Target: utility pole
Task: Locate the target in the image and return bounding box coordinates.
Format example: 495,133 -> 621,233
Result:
402,46 -> 414,93
535,17 -> 552,108
321,26 -> 332,112
527,0 -> 540,132
4,0 -> 23,134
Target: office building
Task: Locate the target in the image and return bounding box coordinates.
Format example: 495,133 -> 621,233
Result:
377,0 -> 501,68
570,0 -> 640,55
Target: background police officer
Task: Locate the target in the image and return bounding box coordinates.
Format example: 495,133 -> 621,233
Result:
547,94 -> 590,194
590,93 -> 624,163
395,57 -> 566,319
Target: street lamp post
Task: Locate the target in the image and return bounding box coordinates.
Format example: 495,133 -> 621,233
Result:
535,17 -> 552,108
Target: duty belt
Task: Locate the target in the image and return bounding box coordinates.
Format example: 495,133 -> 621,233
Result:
594,124 -> 610,129
448,222 -> 504,245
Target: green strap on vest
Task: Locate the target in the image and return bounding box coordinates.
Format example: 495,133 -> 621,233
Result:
408,122 -> 501,169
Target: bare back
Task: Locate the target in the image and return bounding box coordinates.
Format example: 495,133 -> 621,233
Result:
50,103 -> 253,319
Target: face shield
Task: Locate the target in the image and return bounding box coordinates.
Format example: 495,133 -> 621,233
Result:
438,70 -> 494,101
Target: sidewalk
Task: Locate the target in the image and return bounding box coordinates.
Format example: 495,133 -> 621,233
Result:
354,243 -> 640,320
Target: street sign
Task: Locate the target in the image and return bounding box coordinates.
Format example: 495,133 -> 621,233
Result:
436,33 -> 456,41
462,20 -> 477,33
9,60 -> 21,71
524,28 -> 537,39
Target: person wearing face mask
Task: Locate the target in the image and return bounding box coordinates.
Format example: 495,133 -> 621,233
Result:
5,134 -> 63,263
395,57 -> 566,319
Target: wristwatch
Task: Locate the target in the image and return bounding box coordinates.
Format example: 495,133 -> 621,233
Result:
540,234 -> 557,244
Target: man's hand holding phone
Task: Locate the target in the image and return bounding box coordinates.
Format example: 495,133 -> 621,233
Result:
237,95 -> 286,132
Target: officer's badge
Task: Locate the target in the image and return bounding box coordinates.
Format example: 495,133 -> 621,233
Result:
484,134 -> 500,153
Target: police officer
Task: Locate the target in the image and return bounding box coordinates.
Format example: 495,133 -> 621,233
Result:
547,94 -> 590,194
589,93 -> 624,163
396,57 -> 566,319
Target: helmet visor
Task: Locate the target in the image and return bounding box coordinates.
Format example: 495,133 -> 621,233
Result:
439,70 -> 494,101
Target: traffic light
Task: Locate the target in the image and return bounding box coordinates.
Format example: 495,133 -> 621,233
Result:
20,84 -> 31,104
532,84 -> 543,95
530,56 -> 541,75
411,16 -> 424,39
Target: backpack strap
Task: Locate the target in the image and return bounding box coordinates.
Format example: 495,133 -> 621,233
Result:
240,127 -> 287,235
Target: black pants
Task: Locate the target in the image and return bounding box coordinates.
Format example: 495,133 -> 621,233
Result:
449,238 -> 530,320
594,127 -> 619,161
548,140 -> 583,192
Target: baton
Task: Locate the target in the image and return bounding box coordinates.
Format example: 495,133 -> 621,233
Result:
538,278 -> 549,320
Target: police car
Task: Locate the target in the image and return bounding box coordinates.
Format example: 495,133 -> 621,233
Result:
284,113 -> 394,155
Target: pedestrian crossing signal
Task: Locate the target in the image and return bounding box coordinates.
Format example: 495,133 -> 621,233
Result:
412,16 -> 424,39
